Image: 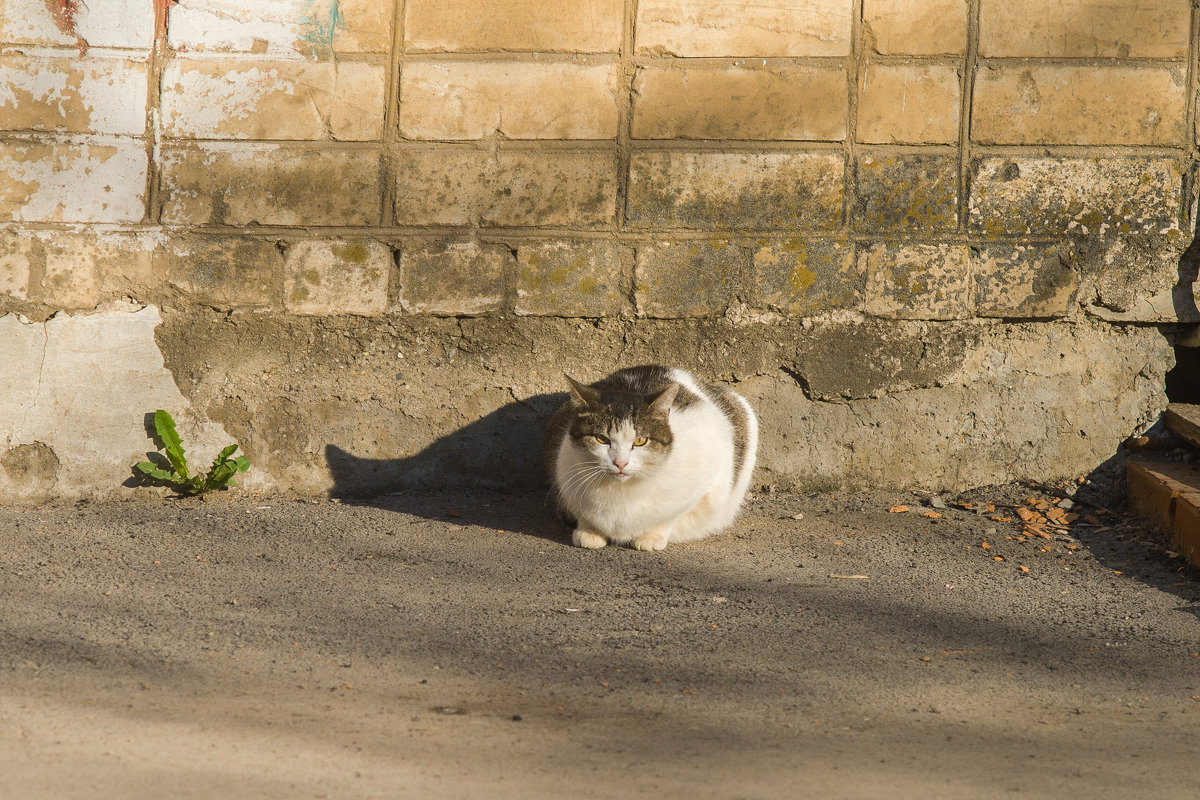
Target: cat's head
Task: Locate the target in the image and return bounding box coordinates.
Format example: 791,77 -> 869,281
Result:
563,375 -> 678,482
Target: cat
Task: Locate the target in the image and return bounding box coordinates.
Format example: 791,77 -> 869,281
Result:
544,365 -> 758,551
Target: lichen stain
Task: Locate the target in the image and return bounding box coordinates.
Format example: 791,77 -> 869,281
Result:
332,243 -> 369,264
790,264 -> 816,294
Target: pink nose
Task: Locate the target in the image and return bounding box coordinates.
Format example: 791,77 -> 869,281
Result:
613,458 -> 628,471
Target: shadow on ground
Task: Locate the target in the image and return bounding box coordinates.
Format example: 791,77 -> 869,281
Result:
324,392 -> 569,540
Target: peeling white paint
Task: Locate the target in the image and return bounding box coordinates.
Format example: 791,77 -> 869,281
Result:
0,55 -> 148,135
0,0 -> 155,50
0,303 -> 246,501
170,0 -> 318,57
161,61 -> 294,137
0,138 -> 147,223
159,59 -> 384,141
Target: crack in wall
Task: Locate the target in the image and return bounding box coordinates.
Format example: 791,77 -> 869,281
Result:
16,323 -> 50,442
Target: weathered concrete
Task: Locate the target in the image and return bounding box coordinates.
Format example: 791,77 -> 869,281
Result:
0,303 -> 246,502
136,310 -> 1177,499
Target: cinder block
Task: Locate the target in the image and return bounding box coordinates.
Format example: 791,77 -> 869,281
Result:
160,144 -> 382,227
397,240 -> 509,316
1,231 -> 157,307
394,147 -> 617,228
969,157 -> 1185,237
400,61 -> 619,140
972,65 -> 1186,147
168,0 -> 392,56
0,234 -> 33,300
157,236 -> 284,307
0,138 -> 146,223
981,0 -> 1190,58
635,0 -> 852,57
0,0 -> 154,50
406,0 -> 622,53
632,64 -> 846,141
0,54 -> 147,135
514,240 -> 627,317
753,239 -> 861,316
628,151 -> 844,230
41,232 -> 156,308
635,240 -> 747,317
863,0 -> 967,55
853,153 -> 957,231
1079,232 -> 1191,320
863,243 -> 972,320
857,64 -> 960,145
284,240 -> 390,316
161,59 -> 386,141
973,243 -> 1078,319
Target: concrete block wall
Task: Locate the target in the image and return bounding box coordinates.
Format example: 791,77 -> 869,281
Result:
1,0 -> 1198,499
1,0 -> 1196,321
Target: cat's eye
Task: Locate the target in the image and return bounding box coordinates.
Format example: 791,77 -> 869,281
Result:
633,437 -> 648,447
592,434 -> 610,445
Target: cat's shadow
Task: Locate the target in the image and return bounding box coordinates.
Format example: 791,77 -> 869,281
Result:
324,392 -> 570,542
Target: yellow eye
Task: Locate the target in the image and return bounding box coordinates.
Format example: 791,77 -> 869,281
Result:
633,437 -> 648,447
593,434 -> 610,445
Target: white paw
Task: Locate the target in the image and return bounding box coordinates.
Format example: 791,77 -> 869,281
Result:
632,530 -> 670,552
572,530 -> 607,549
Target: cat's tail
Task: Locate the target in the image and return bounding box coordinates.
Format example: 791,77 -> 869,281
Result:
729,390 -> 759,507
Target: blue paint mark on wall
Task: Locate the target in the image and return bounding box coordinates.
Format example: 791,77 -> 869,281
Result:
298,0 -> 346,57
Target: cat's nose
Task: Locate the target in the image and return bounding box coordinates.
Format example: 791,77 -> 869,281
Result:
613,457 -> 628,471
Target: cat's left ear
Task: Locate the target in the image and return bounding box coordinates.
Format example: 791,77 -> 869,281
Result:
648,383 -> 679,416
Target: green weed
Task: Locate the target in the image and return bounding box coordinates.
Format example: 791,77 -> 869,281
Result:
135,409 -> 249,496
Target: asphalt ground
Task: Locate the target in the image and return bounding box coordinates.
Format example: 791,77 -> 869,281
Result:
2,486 -> 1199,798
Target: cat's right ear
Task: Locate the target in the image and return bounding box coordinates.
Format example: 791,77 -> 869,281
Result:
565,375 -> 600,408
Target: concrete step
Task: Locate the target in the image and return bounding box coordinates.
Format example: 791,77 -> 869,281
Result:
1127,460 -> 1200,568
1165,403 -> 1200,450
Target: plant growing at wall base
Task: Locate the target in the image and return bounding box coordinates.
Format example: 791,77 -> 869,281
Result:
135,409 -> 250,495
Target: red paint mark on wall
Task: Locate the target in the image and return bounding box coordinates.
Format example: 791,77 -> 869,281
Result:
155,0 -> 176,42
45,0 -> 87,54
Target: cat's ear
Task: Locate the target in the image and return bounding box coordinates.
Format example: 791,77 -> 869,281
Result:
565,375 -> 600,408
647,383 -> 679,416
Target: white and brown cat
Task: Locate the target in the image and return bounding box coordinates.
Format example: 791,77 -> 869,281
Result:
544,365 -> 758,551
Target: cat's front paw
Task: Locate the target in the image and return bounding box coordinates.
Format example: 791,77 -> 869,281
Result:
572,530 -> 607,549
632,529 -> 670,552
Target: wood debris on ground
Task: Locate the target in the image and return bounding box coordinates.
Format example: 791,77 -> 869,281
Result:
933,491 -> 1109,570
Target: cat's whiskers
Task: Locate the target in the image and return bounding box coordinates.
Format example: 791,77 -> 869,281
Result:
558,461 -> 617,506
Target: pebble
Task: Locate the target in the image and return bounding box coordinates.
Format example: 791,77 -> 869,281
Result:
927,496 -> 947,510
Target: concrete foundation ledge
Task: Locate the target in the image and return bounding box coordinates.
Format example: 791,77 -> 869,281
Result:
0,305 -> 1175,502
